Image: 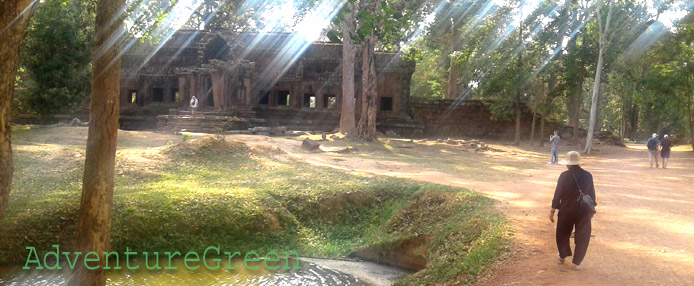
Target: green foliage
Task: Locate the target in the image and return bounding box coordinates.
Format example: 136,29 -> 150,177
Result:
17,0 -> 95,117
410,43 -> 446,99
640,11 -> 694,139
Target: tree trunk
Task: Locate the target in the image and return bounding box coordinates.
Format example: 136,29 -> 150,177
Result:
339,3 -> 356,136
69,0 -> 124,284
0,0 -> 36,224
447,55 -> 459,99
357,28 -> 377,140
514,101 -> 521,145
513,5 -> 523,146
446,21 -> 463,100
539,115 -> 545,147
570,61 -> 585,142
688,91 -> 694,151
584,1 -> 613,154
529,111 -> 537,146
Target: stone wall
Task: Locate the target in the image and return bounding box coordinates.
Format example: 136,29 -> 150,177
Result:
406,99 -> 558,140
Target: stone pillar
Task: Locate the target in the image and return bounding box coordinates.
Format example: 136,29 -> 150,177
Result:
189,72 -> 202,108
119,84 -> 128,106
140,80 -> 151,107
316,88 -> 324,110
227,71 -> 237,107
244,78 -> 252,106
210,69 -> 226,110
292,82 -> 302,109
178,75 -> 188,108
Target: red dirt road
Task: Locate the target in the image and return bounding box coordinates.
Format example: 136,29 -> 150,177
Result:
236,135 -> 694,286
473,145 -> 694,286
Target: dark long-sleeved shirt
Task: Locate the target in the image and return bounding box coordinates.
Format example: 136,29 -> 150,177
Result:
551,168 -> 597,214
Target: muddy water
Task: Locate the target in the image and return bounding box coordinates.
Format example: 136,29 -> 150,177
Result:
0,259 -> 367,286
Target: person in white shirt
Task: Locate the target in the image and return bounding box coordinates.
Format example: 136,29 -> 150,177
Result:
189,96 -> 198,115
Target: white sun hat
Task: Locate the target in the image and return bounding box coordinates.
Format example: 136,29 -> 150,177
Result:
652,133 -> 657,138
664,134 -> 669,138
562,151 -> 582,166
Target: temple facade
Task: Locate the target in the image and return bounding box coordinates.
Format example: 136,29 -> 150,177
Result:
119,30 -> 415,118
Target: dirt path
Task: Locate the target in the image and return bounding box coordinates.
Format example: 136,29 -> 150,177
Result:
231,135 -> 694,286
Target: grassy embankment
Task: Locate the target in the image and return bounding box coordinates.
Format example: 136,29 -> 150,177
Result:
1,127 -> 509,285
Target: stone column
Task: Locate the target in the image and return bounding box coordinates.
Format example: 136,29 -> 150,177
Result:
292,82 -> 302,109
119,84 -> 128,106
227,71 -> 237,107
178,75 -> 188,108
190,72 -> 202,108
244,78 -> 252,106
316,88 -> 324,110
210,69 -> 226,110
140,79 -> 151,107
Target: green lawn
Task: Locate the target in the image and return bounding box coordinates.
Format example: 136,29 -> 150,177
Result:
1,129 -> 509,285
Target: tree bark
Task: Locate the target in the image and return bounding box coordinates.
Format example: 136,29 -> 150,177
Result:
0,0 -> 36,224
339,2 -> 356,136
584,0 -> 613,154
513,2 -> 524,146
357,25 -> 377,140
570,60 -> 585,141
69,0 -> 124,284
688,91 -> 694,151
446,21 -> 463,100
514,102 -> 521,145
539,115 -> 546,147
447,54 -> 459,99
529,111 -> 537,146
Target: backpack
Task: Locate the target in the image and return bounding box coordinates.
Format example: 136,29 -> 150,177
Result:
647,138 -> 657,149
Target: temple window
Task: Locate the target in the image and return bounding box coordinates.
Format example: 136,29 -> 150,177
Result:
277,90 -> 290,106
324,94 -> 336,109
304,94 -> 316,108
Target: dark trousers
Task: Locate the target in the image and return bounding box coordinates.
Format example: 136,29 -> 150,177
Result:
556,211 -> 592,265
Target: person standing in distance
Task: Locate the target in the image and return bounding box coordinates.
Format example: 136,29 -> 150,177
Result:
660,134 -> 672,169
548,131 -> 560,164
549,151 -> 597,270
646,133 -> 660,168
190,95 -> 199,116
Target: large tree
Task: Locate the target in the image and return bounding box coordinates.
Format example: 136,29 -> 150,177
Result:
0,0 -> 36,223
356,0 -> 379,139
339,0 -> 357,136
584,0 -> 614,154
68,0 -> 125,284
19,0 -> 95,117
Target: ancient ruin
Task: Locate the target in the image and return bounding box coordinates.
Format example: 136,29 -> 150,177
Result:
112,30 -> 546,139
118,30 -> 417,132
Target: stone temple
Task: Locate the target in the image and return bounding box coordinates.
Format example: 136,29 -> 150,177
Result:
119,30 -> 419,133
103,29 -> 542,139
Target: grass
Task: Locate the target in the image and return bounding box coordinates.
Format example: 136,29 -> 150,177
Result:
1,129 -> 510,285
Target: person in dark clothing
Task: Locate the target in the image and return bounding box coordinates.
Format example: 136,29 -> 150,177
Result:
661,134 -> 672,169
549,151 -> 597,270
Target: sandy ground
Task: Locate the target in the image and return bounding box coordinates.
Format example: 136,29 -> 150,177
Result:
227,134 -> 694,286
11,127 -> 694,285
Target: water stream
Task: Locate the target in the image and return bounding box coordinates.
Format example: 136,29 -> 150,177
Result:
0,258 -> 375,286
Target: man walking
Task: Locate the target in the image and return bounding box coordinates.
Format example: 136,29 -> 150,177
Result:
660,134 -> 672,169
549,131 -> 560,164
646,133 -> 660,168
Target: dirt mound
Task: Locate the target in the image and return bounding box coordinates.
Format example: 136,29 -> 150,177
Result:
164,136 -> 247,158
